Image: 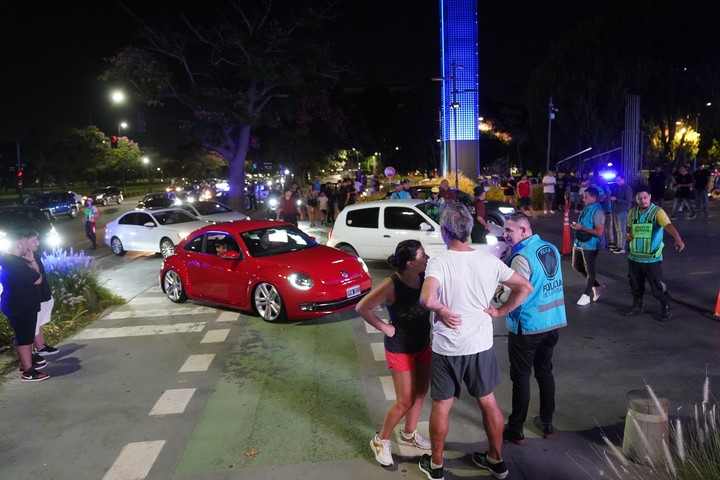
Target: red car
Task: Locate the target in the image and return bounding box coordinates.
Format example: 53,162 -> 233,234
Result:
159,220 -> 372,322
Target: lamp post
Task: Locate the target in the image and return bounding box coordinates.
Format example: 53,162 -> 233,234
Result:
118,121 -> 127,137
546,97 -> 558,172
450,60 -> 463,188
157,167 -> 163,182
142,156 -> 150,183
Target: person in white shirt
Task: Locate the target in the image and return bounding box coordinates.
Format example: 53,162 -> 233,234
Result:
418,201 -> 533,480
542,170 -> 557,214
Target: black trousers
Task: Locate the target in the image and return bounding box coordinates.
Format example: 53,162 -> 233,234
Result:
85,221 -> 97,247
628,260 -> 666,302
507,329 -> 559,430
572,247 -> 600,295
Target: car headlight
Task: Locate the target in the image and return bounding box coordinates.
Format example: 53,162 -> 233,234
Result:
485,235 -> 499,246
498,207 -> 515,214
357,256 -> 369,274
288,273 -> 314,290
176,231 -> 189,239
46,227 -> 61,248
0,231 -> 9,253
269,198 -> 278,208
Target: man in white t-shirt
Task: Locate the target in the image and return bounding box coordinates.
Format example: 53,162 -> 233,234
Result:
418,202 -> 533,480
542,170 -> 557,214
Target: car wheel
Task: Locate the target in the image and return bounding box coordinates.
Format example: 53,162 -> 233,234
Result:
68,207 -> 78,219
163,270 -> 187,303
487,215 -> 503,227
159,238 -> 175,258
102,198 -> 109,206
117,195 -> 123,205
253,282 -> 287,322
111,237 -> 126,256
336,243 -> 359,256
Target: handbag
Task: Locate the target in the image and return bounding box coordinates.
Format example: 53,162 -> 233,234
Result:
575,230 -> 592,242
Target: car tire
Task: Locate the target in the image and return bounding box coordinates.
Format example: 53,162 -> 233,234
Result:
102,198 -> 109,206
117,195 -> 123,205
69,207 -> 78,219
111,237 -> 126,256
159,238 -> 175,258
163,270 -> 188,303
487,215 -> 503,227
253,282 -> 287,322
336,243 -> 359,256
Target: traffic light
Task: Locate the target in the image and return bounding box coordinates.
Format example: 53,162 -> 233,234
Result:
111,136 -> 118,149
16,168 -> 23,188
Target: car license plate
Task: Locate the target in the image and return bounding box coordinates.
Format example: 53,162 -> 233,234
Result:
346,285 -> 361,298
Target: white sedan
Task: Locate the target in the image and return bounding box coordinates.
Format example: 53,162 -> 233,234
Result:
175,200 -> 247,222
105,208 -> 209,258
327,199 -> 508,261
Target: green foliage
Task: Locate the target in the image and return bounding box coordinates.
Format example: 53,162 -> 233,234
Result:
0,248 -> 124,348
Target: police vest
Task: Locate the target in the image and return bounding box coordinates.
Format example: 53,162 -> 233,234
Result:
627,204 -> 665,263
574,202 -> 604,250
506,234 -> 567,335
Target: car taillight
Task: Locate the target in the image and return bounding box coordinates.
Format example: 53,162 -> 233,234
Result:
328,227 -> 333,240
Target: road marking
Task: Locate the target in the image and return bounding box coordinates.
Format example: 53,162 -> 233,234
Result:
379,375 -> 396,400
126,297 -> 168,305
370,342 -> 385,362
200,329 -> 230,343
73,323 -> 206,340
103,440 -> 165,480
149,388 -> 196,416
104,306 -> 217,319
179,354 -> 216,372
216,311 -> 240,322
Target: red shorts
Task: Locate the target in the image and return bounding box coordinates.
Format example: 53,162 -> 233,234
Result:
385,345 -> 432,372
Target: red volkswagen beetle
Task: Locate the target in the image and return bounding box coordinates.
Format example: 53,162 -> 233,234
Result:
159,220 -> 372,322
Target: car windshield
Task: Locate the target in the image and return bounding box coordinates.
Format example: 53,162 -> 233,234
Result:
241,226 -> 318,257
415,201 -> 440,223
195,202 -> 232,215
152,210 -> 198,225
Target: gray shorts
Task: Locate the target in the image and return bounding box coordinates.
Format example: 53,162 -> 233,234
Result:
430,348 -> 501,400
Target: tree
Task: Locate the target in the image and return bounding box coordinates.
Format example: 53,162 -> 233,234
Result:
100,1 -> 339,211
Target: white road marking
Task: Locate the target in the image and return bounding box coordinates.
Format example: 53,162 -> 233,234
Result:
126,297 -> 168,305
103,440 -> 165,480
73,323 -> 206,340
216,311 -> 240,322
149,388 -> 196,416
104,306 -> 217,320
395,421 -> 430,456
370,342 -> 386,362
200,329 -> 230,343
379,375 -> 396,400
179,354 -> 216,372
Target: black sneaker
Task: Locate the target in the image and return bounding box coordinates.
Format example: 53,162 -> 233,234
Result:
419,454 -> 444,480
472,451 -> 509,479
31,352 -> 47,364
503,424 -> 525,445
533,416 -> 554,439
660,303 -> 672,321
19,361 -> 47,372
34,343 -> 59,356
21,368 -> 50,383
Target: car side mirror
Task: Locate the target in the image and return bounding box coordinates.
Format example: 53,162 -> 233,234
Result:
144,222 -> 156,228
419,222 -> 433,232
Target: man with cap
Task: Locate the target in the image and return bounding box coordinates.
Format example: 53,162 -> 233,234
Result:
402,179 -> 419,199
391,181 -> 411,199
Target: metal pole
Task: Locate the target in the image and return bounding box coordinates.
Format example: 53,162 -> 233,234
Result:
546,97 -> 554,172
452,60 -> 460,189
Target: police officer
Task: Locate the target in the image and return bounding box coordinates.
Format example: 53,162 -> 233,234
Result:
497,212 -> 567,444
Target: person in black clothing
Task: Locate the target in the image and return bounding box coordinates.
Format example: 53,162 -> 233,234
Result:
648,165 -> 666,206
0,229 -> 49,382
357,240 -> 432,466
670,165 -> 696,219
554,171 -> 569,211
693,163 -> 712,219
23,233 -> 58,357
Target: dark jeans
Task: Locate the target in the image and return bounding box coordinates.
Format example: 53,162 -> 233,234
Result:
695,189 -> 709,217
628,260 -> 667,302
85,221 -> 97,247
572,247 -> 600,295
507,329 -> 559,429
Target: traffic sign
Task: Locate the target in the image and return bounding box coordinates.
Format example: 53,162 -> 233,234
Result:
384,166 -> 396,178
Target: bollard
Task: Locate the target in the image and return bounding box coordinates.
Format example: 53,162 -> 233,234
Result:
621,389 -> 669,465
561,199 -> 572,255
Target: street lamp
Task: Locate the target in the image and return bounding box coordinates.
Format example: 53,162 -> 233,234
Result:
546,97 -> 558,172
111,90 -> 125,104
118,121 -> 127,137
142,156 -> 150,183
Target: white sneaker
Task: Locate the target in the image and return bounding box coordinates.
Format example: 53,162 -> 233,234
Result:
550,210 -> 556,214
399,429 -> 431,450
370,434 -> 393,466
577,294 -> 591,306
592,285 -> 605,302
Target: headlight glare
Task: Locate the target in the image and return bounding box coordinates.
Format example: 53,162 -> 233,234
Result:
288,273 -> 314,290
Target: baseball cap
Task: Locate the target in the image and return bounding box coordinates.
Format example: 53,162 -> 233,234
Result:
431,187 -> 440,193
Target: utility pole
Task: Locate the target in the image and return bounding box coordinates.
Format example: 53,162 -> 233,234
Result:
546,97 -> 557,172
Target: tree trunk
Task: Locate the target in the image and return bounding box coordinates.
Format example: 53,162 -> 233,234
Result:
227,125 -> 251,213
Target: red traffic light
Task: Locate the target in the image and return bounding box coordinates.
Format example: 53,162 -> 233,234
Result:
17,171 -> 22,177
111,136 -> 119,148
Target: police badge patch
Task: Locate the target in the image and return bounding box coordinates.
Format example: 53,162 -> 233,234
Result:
536,245 -> 559,280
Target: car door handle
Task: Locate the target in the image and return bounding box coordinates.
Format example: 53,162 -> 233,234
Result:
383,235 -> 391,238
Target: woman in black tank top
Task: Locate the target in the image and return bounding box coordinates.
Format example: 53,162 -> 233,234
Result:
356,240 -> 432,467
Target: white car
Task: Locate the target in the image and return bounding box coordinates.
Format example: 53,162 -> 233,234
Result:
327,199 -> 507,261
105,208 -> 209,258
175,200 -> 247,222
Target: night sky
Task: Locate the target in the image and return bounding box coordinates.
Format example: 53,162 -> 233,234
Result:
0,1 -> 603,155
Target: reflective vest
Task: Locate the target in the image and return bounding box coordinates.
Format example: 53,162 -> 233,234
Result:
574,202 -> 604,250
627,204 -> 665,263
506,235 -> 567,335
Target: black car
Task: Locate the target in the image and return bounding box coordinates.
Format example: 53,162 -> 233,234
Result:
88,186 -> 124,206
387,186 -> 517,226
136,191 -> 179,209
23,191 -> 83,219
0,205 -> 62,251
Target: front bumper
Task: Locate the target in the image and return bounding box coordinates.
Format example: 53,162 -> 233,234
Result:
299,288 -> 371,313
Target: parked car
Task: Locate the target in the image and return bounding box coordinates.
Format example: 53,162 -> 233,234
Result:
175,201 -> 247,222
0,205 -> 61,252
160,220 -> 372,322
402,186 -> 516,226
23,191 -> 83,219
136,191 -> 179,209
104,208 -> 208,258
327,199 -> 507,261
88,186 -> 123,206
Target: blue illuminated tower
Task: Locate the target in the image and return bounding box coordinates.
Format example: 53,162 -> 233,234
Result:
439,0 -> 479,183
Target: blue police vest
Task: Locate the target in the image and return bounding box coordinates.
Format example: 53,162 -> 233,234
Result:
506,234 -> 567,335
574,202 -> 604,250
